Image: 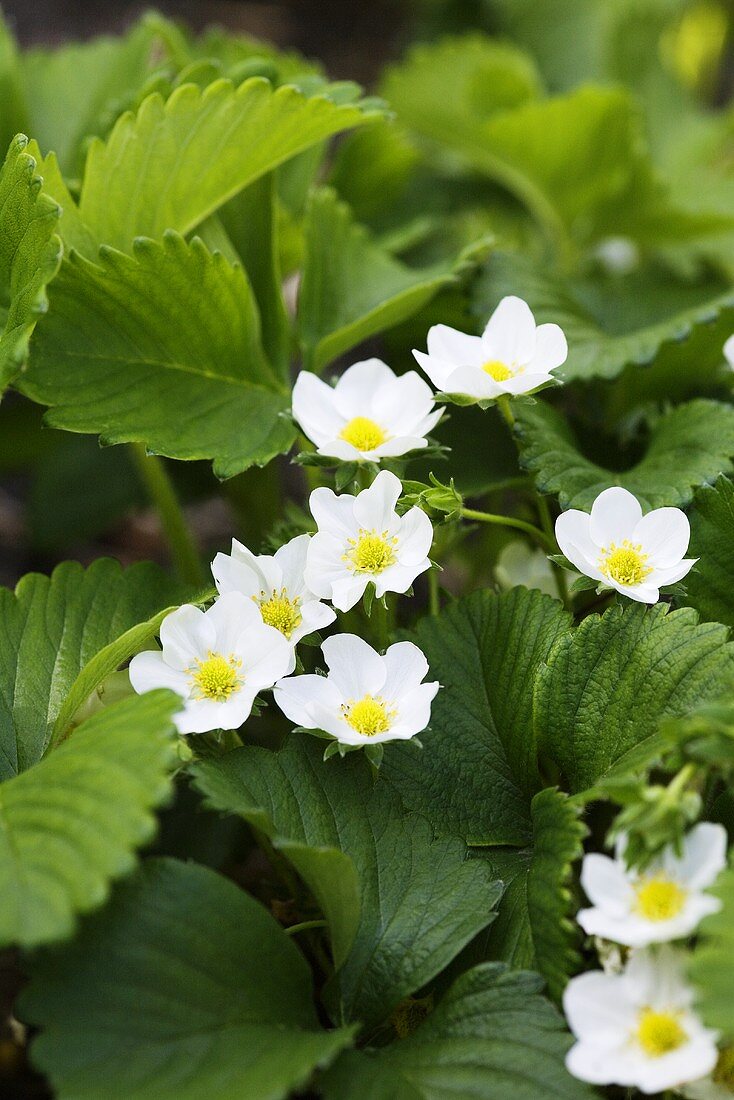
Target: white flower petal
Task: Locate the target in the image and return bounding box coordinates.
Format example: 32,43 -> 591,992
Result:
330,574 -> 369,612
651,559 -> 697,587
373,371 -> 438,433
273,673 -> 342,727
442,364 -> 504,400
666,822 -> 728,891
411,348 -> 454,390
528,322 -> 568,372
634,507 -> 691,567
321,633 -> 386,697
381,640 -> 430,699
580,853 -> 635,916
205,591 -> 262,655
309,486 -> 357,539
589,487 -> 643,546
316,437 -> 363,461
272,533 -> 312,596
234,621 -> 293,689
371,435 -> 430,458
724,333 -> 734,368
353,470 -> 403,532
211,551 -> 264,599
291,371 -> 345,445
387,681 -> 439,738
426,323 -> 485,364
498,370 -> 554,395
298,599 -> 337,639
566,1041 -> 638,1087
611,579 -> 661,604
304,533 -> 350,599
555,509 -> 605,580
481,295 -> 537,364
128,650 -> 189,697
374,558 -> 430,597
159,604 -> 215,669
396,506 -> 434,565
332,358 -> 397,419
175,693 -> 251,735
563,971 -> 633,1042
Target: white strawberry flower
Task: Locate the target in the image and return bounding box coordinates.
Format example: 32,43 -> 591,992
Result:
292,358 -> 441,462
412,295 -> 567,401
304,469 -> 433,612
577,823 -> 727,948
564,947 -> 719,1094
555,486 -> 696,603
211,533 -> 336,673
128,592 -> 292,734
274,633 -> 439,747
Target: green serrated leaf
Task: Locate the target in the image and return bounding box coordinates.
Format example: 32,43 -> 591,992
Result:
322,962 -> 595,1100
0,134 -> 62,390
20,857 -> 355,1099
476,788 -> 586,1000
515,398 -> 734,510
193,736 -> 502,1029
78,77 -> 382,253
689,864 -> 734,1039
474,250 -> 734,385
680,475 -> 734,630
535,602 -> 734,793
0,558 -> 187,780
381,588 -> 572,845
0,690 -> 179,948
298,187 -> 490,371
18,232 -> 295,478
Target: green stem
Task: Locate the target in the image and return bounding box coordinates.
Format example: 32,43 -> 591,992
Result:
371,595 -> 394,651
496,395 -> 515,432
130,444 -> 204,587
536,493 -> 569,608
428,567 -> 440,616
460,507 -> 554,552
285,919 -> 328,937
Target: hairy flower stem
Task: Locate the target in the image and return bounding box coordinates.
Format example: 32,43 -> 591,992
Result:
536,493 -> 570,607
130,444 -> 205,588
285,919 -> 328,936
460,507 -> 555,552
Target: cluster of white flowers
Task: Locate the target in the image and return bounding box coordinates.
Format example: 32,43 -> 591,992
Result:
564,824 -> 728,1094
129,469 -> 438,745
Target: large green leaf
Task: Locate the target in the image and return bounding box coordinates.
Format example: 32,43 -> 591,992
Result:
535,602 -> 734,793
381,588 -> 572,845
193,736 -> 502,1029
0,135 -> 62,390
322,962 -> 595,1100
0,557 -> 186,780
474,250 -> 734,384
515,398 -> 734,510
689,865 -> 734,1038
680,475 -> 734,630
476,788 -> 585,1000
0,690 -> 178,948
20,15 -> 173,174
78,76 -> 381,253
20,858 -> 354,1100
297,187 -> 488,371
18,232 -> 295,478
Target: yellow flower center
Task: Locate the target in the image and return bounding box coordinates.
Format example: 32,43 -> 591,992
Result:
340,416 -> 388,452
345,529 -> 398,575
636,1008 -> 688,1058
482,359 -> 514,381
635,876 -> 688,922
190,652 -> 242,702
344,695 -> 393,736
258,589 -> 302,639
599,540 -> 652,586
713,1045 -> 734,1091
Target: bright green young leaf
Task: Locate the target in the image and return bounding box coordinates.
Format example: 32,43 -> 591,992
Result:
515,398 -> 734,510
680,475 -> 734,630
193,736 -> 502,1029
328,119 -> 420,227
474,250 -> 734,384
18,232 -> 295,478
689,864 -> 734,1038
19,15 -> 175,174
0,135 -> 62,390
0,557 -> 187,780
476,788 -> 586,1000
297,187 -> 490,371
535,602 -> 734,794
20,858 -> 355,1100
78,77 -> 382,253
322,962 -> 595,1100
26,141 -> 98,255
381,588 -> 572,845
0,690 -> 179,949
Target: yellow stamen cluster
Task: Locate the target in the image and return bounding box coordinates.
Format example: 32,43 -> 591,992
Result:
190,652 -> 242,702
482,359 -> 514,381
258,588 -> 302,638
343,694 -> 394,737
340,416 -> 388,452
636,1008 -> 688,1058
599,540 -> 652,587
635,876 -> 687,922
345,529 -> 398,575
